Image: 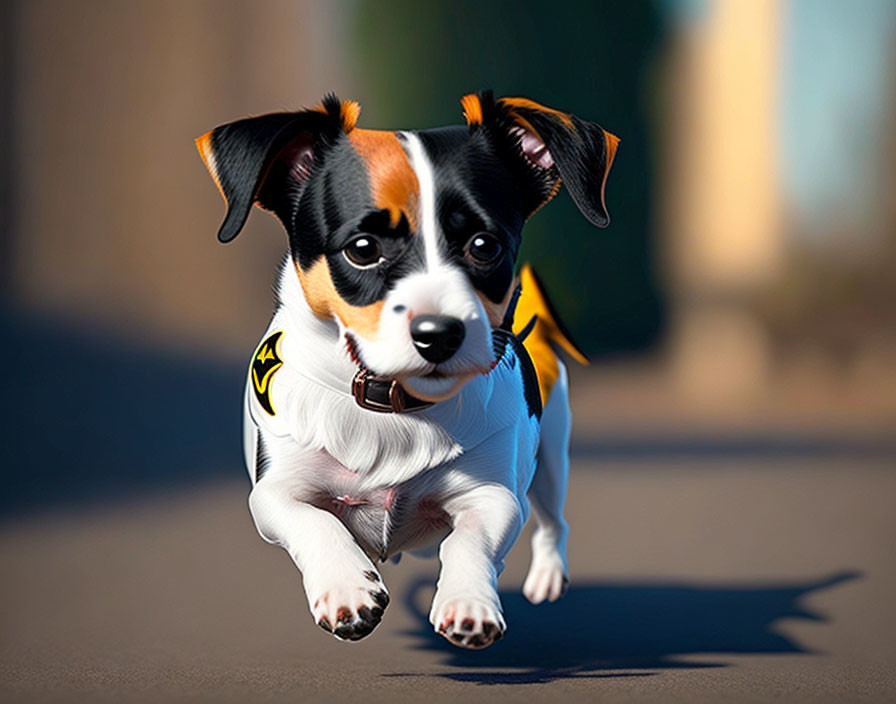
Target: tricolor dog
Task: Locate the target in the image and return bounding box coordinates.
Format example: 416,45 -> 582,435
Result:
196,92 -> 617,649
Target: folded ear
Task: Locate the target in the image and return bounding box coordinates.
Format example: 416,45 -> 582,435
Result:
195,95 -> 362,242
460,91 -> 619,227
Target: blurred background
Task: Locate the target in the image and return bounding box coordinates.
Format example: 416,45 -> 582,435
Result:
2,1 -> 895,700
2,0 -> 893,514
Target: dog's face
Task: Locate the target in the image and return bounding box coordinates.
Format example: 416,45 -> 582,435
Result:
197,92 -> 617,401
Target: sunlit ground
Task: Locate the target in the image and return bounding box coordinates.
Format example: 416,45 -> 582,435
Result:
2,311 -> 894,702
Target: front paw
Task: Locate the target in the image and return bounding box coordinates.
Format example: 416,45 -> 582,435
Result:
431,596 -> 506,650
523,555 -> 568,604
308,568 -> 390,641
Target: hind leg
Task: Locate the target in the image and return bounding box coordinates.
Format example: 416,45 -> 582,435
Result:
524,361 -> 571,604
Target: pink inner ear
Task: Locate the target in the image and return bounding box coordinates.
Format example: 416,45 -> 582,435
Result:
512,126 -> 555,170
280,133 -> 314,183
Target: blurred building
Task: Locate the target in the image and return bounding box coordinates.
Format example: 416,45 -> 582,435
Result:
2,0 -> 894,419
3,0 -> 354,359
660,0 -> 896,410
661,0 -> 782,405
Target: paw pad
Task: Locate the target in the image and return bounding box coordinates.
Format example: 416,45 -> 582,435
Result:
310,579 -> 389,642
432,598 -> 505,650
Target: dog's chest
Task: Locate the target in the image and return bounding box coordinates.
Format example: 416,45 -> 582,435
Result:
309,465 -> 451,561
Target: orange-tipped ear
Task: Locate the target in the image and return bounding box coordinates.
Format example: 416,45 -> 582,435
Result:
496,95 -> 619,227
461,91 -> 619,228
497,97 -> 575,130
195,94 -> 361,243
310,96 -> 361,132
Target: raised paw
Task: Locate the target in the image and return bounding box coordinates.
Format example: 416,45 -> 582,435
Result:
522,559 -> 568,604
432,598 -> 506,650
310,569 -> 390,642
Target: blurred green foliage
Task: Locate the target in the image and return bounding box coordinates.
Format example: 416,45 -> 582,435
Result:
351,0 -> 667,356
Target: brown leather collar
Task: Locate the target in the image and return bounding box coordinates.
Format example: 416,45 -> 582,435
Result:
351,368 -> 434,413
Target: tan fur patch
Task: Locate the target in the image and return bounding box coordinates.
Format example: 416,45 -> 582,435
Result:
194,130 -> 224,199
476,280 -> 517,328
348,129 -> 419,229
529,174 -> 564,220
310,98 -> 361,133
297,258 -> 384,340
460,94 -> 483,125
340,100 -> 362,131
604,129 -> 620,166
601,129 -> 620,211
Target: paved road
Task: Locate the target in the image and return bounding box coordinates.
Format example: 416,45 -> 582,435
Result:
2,455 -> 894,702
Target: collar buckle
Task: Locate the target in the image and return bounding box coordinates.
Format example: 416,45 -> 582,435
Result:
352,369 -> 421,413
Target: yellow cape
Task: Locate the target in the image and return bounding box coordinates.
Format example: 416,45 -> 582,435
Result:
511,264 -> 590,404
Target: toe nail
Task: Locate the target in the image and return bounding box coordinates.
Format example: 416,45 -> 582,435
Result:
353,622 -> 373,638
370,590 -> 390,609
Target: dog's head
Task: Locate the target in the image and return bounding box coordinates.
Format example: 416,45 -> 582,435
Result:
197,92 -> 617,402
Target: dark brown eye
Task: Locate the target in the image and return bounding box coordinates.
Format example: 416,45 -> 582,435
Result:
343,236 -> 383,268
466,233 -> 503,265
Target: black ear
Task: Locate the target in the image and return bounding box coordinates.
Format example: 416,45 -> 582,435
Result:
461,91 -> 619,227
195,95 -> 361,242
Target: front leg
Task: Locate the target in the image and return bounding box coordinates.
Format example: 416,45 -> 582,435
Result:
249,444 -> 389,641
430,484 -> 523,649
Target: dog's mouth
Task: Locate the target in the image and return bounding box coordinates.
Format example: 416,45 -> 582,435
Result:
344,331 -> 497,403
398,370 -> 477,401
344,332 -> 489,403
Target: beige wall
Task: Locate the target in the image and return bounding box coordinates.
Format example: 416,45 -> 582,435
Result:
9,0 -> 352,358
661,0 -> 782,403
663,0 -> 781,294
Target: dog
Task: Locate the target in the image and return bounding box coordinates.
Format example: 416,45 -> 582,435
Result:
195,91 -> 617,649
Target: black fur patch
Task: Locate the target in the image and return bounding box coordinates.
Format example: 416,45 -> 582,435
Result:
255,430 -> 269,483
492,328 -> 542,419
201,92 -> 612,318
416,126 -> 525,304
206,102 -> 344,243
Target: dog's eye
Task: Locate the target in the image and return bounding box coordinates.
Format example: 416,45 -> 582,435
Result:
465,233 -> 503,266
343,236 -> 384,268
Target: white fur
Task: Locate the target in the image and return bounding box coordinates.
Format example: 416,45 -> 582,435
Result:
401,132 -> 441,270
350,265 -> 493,380
523,361 -> 571,604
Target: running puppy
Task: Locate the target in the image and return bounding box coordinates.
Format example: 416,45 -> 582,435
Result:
196,91 -> 618,649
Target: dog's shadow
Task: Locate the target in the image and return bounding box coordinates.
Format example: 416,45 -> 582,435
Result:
393,570 -> 860,684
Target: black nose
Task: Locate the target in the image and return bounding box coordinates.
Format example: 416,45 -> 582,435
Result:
410,315 -> 466,364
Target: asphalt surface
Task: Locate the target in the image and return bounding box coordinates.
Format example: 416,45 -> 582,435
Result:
2,454 -> 895,702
